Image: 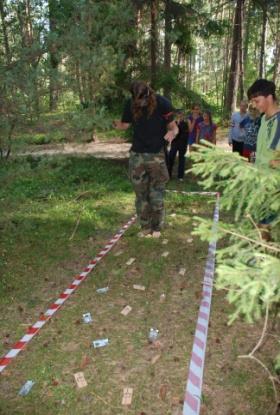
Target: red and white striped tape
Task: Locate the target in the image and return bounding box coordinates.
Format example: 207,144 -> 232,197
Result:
1,189 -> 219,414
183,193 -> 220,415
0,216 -> 136,374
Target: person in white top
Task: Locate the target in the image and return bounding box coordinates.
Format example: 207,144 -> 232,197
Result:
228,101 -> 248,155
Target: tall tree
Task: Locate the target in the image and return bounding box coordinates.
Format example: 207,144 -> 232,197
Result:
225,0 -> 245,115
163,0 -> 172,99
48,0 -> 59,111
259,1 -> 268,77
150,0 -> 158,87
0,0 -> 11,64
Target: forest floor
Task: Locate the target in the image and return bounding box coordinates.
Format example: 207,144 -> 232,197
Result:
1,133 -> 278,415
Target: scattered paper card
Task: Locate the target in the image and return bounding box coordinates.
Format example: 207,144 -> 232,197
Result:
121,305 -> 132,316
160,293 -> 166,302
96,287 -> 109,294
179,268 -> 186,276
133,284 -> 146,291
114,250 -> 123,257
19,380 -> 35,396
82,312 -> 93,323
151,354 -> 161,365
161,251 -> 169,257
187,238 -> 193,243
92,338 -> 109,348
126,258 -> 135,266
162,239 -> 168,245
74,372 -> 87,388
170,213 -> 176,217
122,387 -> 133,405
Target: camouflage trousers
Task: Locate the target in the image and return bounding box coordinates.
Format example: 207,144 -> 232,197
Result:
129,150 -> 169,231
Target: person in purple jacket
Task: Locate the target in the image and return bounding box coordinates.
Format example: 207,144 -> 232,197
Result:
196,110 -> 217,145
187,103 -> 203,151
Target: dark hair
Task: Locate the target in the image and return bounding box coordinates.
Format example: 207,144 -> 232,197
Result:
130,80 -> 157,120
191,103 -> 200,110
203,110 -> 213,125
247,79 -> 277,100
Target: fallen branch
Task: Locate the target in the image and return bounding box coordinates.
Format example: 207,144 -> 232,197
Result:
69,209 -> 83,240
238,304 -> 280,411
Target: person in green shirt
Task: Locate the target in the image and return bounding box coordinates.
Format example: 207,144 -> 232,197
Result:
247,79 -> 280,168
247,79 -> 280,240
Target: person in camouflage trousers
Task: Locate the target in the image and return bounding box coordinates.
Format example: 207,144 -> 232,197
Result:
114,80 -> 178,237
129,150 -> 169,232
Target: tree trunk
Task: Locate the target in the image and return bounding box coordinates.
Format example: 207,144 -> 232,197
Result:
259,4 -> 267,78
163,0 -> 172,99
273,0 -> 280,87
49,0 -> 59,111
75,62 -> 84,105
150,0 -> 158,88
17,1 -> 40,116
222,4 -> 233,114
0,0 -> 11,64
225,0 -> 244,116
238,0 -> 245,100
243,0 -> 251,80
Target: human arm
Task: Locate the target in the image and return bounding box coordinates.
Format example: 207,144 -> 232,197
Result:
188,116 -> 196,133
269,114 -> 280,167
113,120 -> 130,130
113,99 -> 132,130
164,120 -> 179,143
228,114 -> 234,145
196,125 -> 200,144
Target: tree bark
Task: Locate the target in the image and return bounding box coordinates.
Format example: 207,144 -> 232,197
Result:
163,0 -> 172,99
0,0 -> 11,64
150,0 -> 158,88
259,4 -> 267,78
239,0 -> 245,100
49,0 -> 59,111
225,0 -> 244,116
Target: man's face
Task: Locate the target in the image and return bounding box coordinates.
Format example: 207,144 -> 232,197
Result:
250,95 -> 270,114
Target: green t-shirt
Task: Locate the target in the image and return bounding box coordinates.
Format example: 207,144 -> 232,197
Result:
256,111 -> 280,167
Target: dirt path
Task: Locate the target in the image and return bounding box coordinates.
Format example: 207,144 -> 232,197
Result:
17,140 -> 132,159
16,133 -> 230,159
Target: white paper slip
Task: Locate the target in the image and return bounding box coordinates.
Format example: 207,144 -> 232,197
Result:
114,250 -> 123,257
162,239 -> 168,245
74,372 -> 88,388
187,238 -> 193,243
96,287 -> 109,294
179,267 -> 186,276
121,305 -> 132,316
82,312 -> 93,323
122,387 -> 133,405
92,338 -> 109,348
126,258 -> 135,266
161,251 -> 169,257
18,380 -> 35,396
133,284 -> 146,291
170,213 -> 176,217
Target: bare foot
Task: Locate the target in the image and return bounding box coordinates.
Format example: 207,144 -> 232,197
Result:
152,231 -> 161,238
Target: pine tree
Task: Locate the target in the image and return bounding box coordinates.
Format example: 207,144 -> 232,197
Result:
190,143 -> 280,407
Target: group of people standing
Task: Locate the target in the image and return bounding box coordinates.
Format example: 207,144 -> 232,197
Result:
228,100 -> 261,161
168,104 -> 217,180
114,79 -> 279,239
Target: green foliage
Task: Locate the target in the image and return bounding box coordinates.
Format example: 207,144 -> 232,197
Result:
190,143 -> 280,324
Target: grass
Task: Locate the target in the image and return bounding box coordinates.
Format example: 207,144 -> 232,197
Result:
0,155 -> 277,415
